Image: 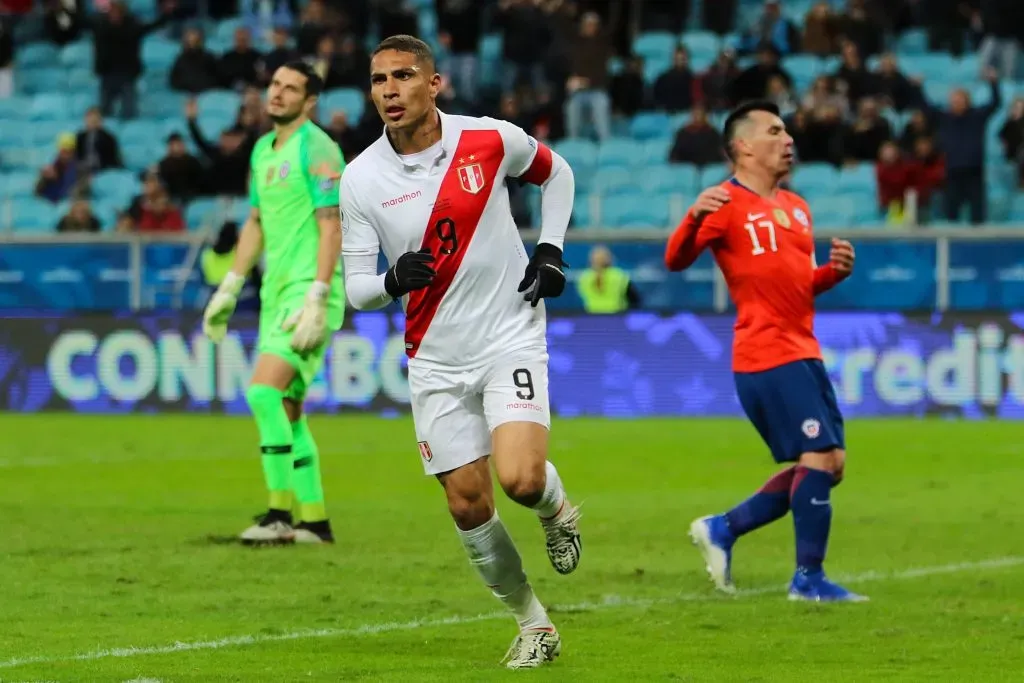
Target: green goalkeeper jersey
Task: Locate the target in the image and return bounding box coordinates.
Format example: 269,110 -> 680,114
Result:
249,120 -> 346,307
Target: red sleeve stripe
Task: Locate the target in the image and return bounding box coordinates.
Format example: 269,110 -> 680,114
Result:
519,142 -> 553,186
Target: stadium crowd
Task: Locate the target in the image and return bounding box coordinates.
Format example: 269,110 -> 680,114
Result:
1,0 -> 1023,234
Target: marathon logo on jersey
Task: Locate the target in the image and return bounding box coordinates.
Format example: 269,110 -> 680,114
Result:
417,440 -> 433,462
506,401 -> 544,412
381,190 -> 423,209
801,418 -> 821,438
457,156 -> 486,194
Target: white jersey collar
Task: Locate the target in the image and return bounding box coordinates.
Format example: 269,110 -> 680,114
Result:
380,109 -> 454,171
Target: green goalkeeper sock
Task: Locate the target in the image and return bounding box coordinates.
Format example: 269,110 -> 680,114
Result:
245,384 -> 293,512
292,416 -> 327,523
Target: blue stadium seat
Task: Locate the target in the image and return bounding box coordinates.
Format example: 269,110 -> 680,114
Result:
601,192 -> 672,228
320,88 -> 365,120
59,41 -> 92,69
633,32 -> 677,62
10,198 -> 60,232
91,169 -> 141,204
836,164 -> 877,194
185,197 -> 224,230
479,33 -> 502,61
649,163 -> 698,194
141,92 -> 187,118
1010,195 -> 1024,222
700,162 -> 731,187
643,58 -> 671,85
810,196 -> 855,228
629,112 -> 672,141
17,43 -> 59,68
2,171 -> 39,198
0,97 -> 31,119
781,55 -> 823,86
571,193 -> 594,228
591,167 -> 637,195
90,198 -> 122,230
790,162 -> 838,195
29,94 -> 72,121
845,191 -> 882,225
597,137 -> 641,168
0,120 -> 30,147
18,68 -> 66,95
899,54 -> 956,84
142,37 -> 180,71
680,31 -> 720,60
67,68 -> 95,93
30,120 -> 77,147
897,29 -> 928,55
923,81 -> 953,105
122,144 -> 160,172
552,138 -> 598,168
215,16 -> 245,42
198,90 -> 241,117
118,120 -> 170,147
1,148 -> 45,171
640,137 -> 672,165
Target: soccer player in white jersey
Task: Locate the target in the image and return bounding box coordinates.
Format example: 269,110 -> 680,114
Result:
340,35 -> 581,669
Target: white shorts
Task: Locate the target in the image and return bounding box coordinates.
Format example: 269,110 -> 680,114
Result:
407,347 -> 551,475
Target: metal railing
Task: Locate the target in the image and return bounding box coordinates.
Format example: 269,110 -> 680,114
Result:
2,226 -> 1024,311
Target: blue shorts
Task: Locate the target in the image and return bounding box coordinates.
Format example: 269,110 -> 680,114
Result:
734,359 -> 845,464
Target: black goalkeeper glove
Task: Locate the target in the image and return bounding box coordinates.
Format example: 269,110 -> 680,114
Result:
517,243 -> 567,308
385,247 -> 436,298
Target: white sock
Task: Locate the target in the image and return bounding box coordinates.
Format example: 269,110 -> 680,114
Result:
457,512 -> 552,630
532,461 -> 566,520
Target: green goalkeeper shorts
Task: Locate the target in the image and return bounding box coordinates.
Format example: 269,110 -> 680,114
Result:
257,288 -> 345,403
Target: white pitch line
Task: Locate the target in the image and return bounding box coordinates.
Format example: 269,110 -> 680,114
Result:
1,556 -> 1022,672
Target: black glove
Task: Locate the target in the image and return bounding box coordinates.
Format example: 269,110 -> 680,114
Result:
517,243 -> 567,307
385,247 -> 436,298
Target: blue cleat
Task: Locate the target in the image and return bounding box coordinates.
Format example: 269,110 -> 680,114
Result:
688,515 -> 736,594
787,569 -> 869,602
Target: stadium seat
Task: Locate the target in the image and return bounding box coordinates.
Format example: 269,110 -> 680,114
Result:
118,120 -> 170,147
122,144 -> 160,172
699,162 -> 731,187
591,166 -> 644,196
0,120 -> 30,147
319,88 -> 365,120
185,197 -> 224,231
141,37 -> 180,71
552,138 -> 598,169
89,197 -> 121,230
790,162 -> 839,195
680,31 -> 720,60
836,164 -> 877,195
17,67 -> 66,95
1,171 -> 38,198
17,43 -> 59,68
0,96 -> 30,119
59,41 -> 92,69
479,33 -> 502,61
810,196 -> 855,228
9,197 -> 60,232
633,32 -> 676,62
571,193 -> 594,228
30,121 -> 77,147
597,137 -> 641,168
897,29 -> 928,55
29,94 -> 72,121
67,68 -> 95,93
91,169 -> 141,205
198,90 -> 242,117
629,112 -> 672,141
601,192 -> 672,228
215,16 -> 245,42
648,163 -> 698,194
1010,195 -> 1024,222
643,58 -> 671,85
899,54 -> 956,84
640,137 -> 672,165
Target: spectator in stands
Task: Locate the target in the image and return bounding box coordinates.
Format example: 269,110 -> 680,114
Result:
767,74 -> 798,117
243,0 -> 294,43
121,170 -> 185,233
157,132 -> 204,203
907,136 -> 946,223
565,11 -> 613,141
577,246 -> 641,314
329,34 -> 371,90
730,43 -> 791,105
35,133 -> 83,203
927,69 -> 1001,224
43,0 -> 85,46
310,35 -> 352,91
925,0 -> 970,56
185,99 -> 253,197
92,0 -> 174,120
639,0 -> 689,33
802,104 -> 848,166
835,0 -> 884,57
873,53 -> 924,112
437,0 -> 483,104
701,49 -> 741,111
976,0 -> 1022,79
610,55 -> 647,118
900,108 -> 933,153
498,0 -> 550,94
261,26 -> 300,85
170,27 -> 221,94
844,97 -> 893,163
377,0 -> 418,37
0,20 -> 12,99
56,198 -> 100,233
239,86 -> 271,133
75,107 -> 122,173
875,140 -> 911,220
834,40 -> 873,106
220,27 -> 262,91
802,75 -> 850,120
669,105 -> 723,167
653,47 -> 697,114
738,0 -> 799,57
295,0 -> 333,56
702,0 -> 737,35
802,2 -> 839,57
325,111 -> 359,161
435,74 -> 475,115
999,98 -> 1024,185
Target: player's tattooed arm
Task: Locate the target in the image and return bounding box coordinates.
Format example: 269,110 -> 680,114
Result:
314,205 -> 343,287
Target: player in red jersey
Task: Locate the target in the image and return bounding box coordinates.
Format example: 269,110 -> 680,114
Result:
664,101 -> 866,602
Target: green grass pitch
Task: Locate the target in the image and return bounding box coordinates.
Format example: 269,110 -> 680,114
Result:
1,414 -> 1023,682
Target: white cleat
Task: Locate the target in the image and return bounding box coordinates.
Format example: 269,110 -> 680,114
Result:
240,516 -> 294,545
688,515 -> 736,594
501,628 -> 561,669
541,501 -> 583,575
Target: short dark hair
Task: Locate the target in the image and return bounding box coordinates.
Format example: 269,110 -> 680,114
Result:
372,34 -> 435,72
722,100 -> 781,161
279,59 -> 324,97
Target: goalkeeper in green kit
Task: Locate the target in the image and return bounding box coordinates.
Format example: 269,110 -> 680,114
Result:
202,61 -> 345,545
